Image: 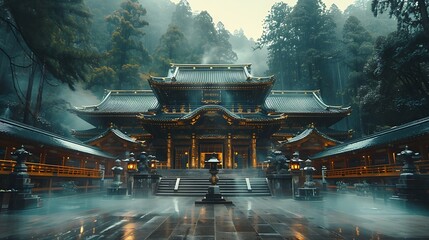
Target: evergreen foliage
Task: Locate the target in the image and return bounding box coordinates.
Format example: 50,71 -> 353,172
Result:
88,0 -> 151,93
257,0 -> 337,91
1,0 -> 97,90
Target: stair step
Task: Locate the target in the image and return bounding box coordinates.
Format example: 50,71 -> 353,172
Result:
156,177 -> 271,197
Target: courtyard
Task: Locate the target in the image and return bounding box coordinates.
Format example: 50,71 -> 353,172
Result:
1,191 -> 428,240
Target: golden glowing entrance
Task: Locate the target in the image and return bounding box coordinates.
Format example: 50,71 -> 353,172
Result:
200,152 -> 223,168
199,143 -> 223,168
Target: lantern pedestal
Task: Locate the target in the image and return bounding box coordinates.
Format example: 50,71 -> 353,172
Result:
195,185 -> 233,204
295,187 -> 322,201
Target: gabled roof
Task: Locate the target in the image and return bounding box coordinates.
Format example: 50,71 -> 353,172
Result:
286,127 -> 342,144
310,117 -> 429,159
84,127 -> 142,145
72,90 -> 158,113
150,64 -> 274,84
265,90 -> 351,114
0,118 -> 114,159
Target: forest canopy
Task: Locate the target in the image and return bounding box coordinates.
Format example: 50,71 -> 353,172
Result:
0,0 -> 428,138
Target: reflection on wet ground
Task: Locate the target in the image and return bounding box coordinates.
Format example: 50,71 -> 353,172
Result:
1,192 -> 428,239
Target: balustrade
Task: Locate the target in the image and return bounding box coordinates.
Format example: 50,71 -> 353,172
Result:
0,159 -> 102,178
314,160 -> 429,178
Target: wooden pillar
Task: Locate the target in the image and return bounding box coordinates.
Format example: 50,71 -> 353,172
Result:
387,148 -> 395,165
226,133 -> 232,169
419,142 -> 429,160
40,151 -> 46,164
251,133 -> 257,168
167,133 -> 172,169
4,146 -> 9,159
191,133 -> 197,168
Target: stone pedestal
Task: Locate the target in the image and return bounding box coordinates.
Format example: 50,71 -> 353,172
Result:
389,147 -> 427,208
390,173 -> 426,208
133,174 -> 161,198
266,174 -> 292,197
295,187 -> 322,201
195,185 -> 233,204
107,187 -> 127,195
0,191 -> 14,211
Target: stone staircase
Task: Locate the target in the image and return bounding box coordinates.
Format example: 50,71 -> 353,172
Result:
156,177 -> 271,196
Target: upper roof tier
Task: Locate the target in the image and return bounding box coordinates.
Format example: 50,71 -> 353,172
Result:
72,90 -> 158,113
150,63 -> 274,85
265,90 -> 350,114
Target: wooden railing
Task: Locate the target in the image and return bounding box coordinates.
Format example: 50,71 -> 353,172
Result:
315,160 -> 429,178
0,160 -> 102,178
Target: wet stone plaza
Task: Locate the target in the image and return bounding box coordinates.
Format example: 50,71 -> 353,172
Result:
1,192 -> 429,240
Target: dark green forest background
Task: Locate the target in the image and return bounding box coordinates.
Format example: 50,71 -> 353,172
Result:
0,0 -> 428,140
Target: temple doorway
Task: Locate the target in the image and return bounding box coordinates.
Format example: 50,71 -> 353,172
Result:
199,143 -> 223,168
233,146 -> 250,169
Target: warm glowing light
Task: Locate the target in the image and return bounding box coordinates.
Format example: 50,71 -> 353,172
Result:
127,162 -> 137,171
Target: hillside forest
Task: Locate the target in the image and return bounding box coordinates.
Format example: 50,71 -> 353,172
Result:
0,0 -> 428,139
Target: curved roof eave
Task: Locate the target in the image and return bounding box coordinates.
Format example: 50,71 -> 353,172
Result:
310,117 -> 429,160
180,105 -> 242,120
0,118 -> 115,159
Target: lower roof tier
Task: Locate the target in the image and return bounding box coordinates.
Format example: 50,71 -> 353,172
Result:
71,90 -> 351,128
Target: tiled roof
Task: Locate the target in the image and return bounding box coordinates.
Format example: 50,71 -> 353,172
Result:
84,128 -> 141,144
73,90 -> 158,113
286,127 -> 342,144
265,90 -> 350,114
310,117 -> 429,159
150,64 -> 273,84
0,118 -> 114,159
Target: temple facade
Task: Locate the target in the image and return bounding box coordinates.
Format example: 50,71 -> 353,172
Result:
72,64 -> 351,169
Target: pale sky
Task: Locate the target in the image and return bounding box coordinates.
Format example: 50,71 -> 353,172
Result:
171,0 -> 355,39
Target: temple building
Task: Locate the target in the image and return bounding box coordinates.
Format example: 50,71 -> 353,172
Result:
71,64 -> 351,169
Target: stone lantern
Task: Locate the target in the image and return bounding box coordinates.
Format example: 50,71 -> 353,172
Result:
390,146 -> 425,206
107,159 -> 127,195
111,159 -> 123,188
8,146 -> 41,209
296,159 -> 322,201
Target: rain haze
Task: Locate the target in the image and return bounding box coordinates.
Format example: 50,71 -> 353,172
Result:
171,0 -> 355,39
1,1 -> 429,239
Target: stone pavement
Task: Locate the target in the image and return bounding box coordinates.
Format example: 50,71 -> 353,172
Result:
0,192 -> 428,239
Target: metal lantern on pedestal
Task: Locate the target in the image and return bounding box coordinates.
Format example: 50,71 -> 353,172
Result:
195,152 -> 232,204
207,154 -> 220,185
